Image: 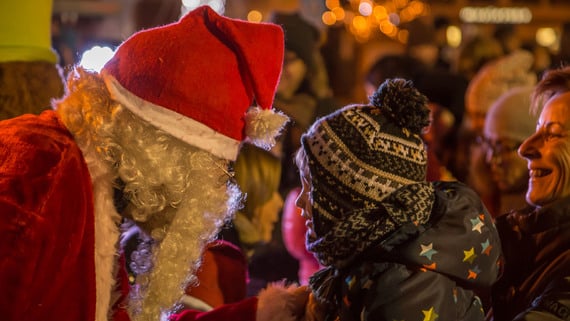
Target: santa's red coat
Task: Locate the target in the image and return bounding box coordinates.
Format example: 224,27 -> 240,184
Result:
0,111 -> 266,321
0,111 -> 105,320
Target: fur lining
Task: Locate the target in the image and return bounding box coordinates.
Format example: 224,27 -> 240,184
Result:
83,145 -> 122,321
256,283 -> 310,321
244,106 -> 289,150
102,72 -> 241,160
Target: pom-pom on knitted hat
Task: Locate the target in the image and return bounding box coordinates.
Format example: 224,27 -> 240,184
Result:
101,5 -> 288,160
301,78 -> 430,236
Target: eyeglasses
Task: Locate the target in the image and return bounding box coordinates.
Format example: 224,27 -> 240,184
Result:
476,136 -> 522,157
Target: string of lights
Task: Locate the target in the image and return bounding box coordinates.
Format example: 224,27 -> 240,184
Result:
321,0 -> 430,43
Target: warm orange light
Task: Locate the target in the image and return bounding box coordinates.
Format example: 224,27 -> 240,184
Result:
352,15 -> 368,31
410,1 -> 425,15
384,2 -> 396,13
394,0 -> 409,9
536,27 -> 557,47
379,20 -> 395,34
247,10 -> 262,22
399,8 -> 412,23
398,29 -> 409,43
325,0 -> 340,10
322,11 -> 337,25
388,26 -> 399,37
446,25 -> 462,48
332,7 -> 345,21
321,0 -> 431,43
373,5 -> 387,20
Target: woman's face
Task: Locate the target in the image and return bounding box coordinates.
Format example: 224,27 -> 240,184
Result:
295,173 -> 316,238
518,92 -> 570,207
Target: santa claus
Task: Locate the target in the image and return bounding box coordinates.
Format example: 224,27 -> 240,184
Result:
0,5 -> 311,321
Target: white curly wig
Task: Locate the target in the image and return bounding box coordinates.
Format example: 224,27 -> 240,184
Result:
55,67 -> 242,321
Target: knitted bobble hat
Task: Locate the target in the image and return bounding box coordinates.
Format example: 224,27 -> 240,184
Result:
301,78 -> 430,236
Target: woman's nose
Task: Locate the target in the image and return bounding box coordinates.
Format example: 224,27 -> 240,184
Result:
518,132 -> 540,160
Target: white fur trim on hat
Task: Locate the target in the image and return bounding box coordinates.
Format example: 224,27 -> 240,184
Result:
244,107 -> 289,150
102,72 -> 241,160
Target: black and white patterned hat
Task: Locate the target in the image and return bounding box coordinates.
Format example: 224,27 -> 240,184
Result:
301,78 -> 431,237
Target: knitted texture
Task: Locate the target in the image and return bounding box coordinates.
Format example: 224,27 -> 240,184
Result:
301,78 -> 430,237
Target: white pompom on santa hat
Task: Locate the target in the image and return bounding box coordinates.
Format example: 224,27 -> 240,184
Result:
100,5 -> 288,160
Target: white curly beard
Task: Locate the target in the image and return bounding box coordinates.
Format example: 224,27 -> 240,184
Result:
128,182 -> 241,321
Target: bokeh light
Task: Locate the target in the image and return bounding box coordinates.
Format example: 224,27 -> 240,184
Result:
247,10 -> 262,23
536,27 -> 557,47
79,46 -> 114,72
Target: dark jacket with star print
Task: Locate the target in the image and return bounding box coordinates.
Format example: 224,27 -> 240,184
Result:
490,196 -> 570,321
333,181 -> 502,321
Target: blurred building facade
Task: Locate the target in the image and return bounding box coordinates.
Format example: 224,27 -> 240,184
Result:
51,0 -> 570,102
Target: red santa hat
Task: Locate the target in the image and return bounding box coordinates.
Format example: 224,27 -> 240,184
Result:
101,5 -> 288,160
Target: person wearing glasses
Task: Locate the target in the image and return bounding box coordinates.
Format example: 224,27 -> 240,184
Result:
462,50 -> 537,217
489,66 -> 570,321
481,86 -> 538,216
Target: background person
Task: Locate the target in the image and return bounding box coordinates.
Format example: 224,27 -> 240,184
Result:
217,143 -> 291,296
490,66 -> 570,321
481,86 -> 538,216
460,50 -> 537,217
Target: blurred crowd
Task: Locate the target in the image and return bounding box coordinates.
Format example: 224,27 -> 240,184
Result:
1,1 -> 569,321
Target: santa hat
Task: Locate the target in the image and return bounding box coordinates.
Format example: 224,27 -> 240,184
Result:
101,5 -> 288,160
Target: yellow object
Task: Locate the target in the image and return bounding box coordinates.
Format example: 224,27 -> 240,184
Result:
0,0 -> 57,63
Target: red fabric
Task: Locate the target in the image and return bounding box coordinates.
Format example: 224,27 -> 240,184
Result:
112,253 -> 132,321
0,111 -> 97,320
170,297 -> 258,321
186,240 -> 248,307
103,5 -> 284,142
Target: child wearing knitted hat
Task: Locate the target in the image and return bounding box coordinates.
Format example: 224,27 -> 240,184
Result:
295,79 -> 502,321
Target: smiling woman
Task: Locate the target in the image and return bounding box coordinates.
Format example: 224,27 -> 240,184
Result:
490,66 -> 570,321
519,87 -> 570,208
